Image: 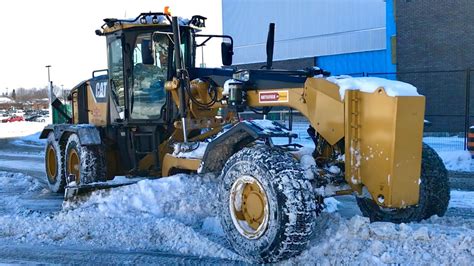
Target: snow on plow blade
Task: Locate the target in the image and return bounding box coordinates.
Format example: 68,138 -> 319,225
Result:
64,175 -> 144,201
344,88 -> 425,208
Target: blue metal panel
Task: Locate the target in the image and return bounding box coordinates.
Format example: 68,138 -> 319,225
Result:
222,0 -> 386,64
386,0 -> 397,73
315,50 -> 388,76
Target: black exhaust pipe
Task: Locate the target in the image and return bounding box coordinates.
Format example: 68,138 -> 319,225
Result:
266,23 -> 275,69
172,16 -> 188,142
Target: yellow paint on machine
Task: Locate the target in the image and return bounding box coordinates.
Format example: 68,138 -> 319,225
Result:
87,82 -> 107,126
344,88 -> 425,208
248,78 -> 425,208
161,154 -> 201,177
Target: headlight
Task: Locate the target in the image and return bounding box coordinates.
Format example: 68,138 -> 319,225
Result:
232,70 -> 250,82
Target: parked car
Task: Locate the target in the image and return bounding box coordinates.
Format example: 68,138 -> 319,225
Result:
25,115 -> 41,122
34,116 -> 47,122
2,116 -> 24,123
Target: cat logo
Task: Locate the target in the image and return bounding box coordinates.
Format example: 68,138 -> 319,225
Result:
95,82 -> 107,98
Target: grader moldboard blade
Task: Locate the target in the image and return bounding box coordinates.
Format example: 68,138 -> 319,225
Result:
64,175 -> 145,201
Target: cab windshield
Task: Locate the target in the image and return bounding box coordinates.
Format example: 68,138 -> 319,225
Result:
130,32 -> 171,119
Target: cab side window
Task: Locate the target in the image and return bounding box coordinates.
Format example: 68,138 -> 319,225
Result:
108,38 -> 125,118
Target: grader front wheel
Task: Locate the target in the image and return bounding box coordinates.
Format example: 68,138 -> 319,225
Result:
219,145 -> 319,262
229,175 -> 270,239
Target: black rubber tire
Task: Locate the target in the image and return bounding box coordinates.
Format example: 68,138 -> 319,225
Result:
65,133 -> 106,185
45,132 -> 66,193
219,145 -> 319,263
356,143 -> 450,223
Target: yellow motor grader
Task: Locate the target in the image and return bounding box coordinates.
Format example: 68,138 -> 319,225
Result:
40,11 -> 449,262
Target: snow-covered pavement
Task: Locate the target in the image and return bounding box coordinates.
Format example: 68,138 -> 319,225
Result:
0,121 -> 473,264
0,169 -> 472,264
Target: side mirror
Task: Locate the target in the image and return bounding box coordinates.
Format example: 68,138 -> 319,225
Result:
221,42 -> 233,66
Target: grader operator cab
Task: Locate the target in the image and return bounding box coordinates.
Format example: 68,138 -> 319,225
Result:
40,11 -> 449,262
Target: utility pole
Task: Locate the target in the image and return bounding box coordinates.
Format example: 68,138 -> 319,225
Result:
61,84 -> 64,102
45,65 -> 52,123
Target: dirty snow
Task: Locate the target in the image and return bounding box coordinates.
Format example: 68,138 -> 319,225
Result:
173,142 -> 208,159
327,76 -> 420,100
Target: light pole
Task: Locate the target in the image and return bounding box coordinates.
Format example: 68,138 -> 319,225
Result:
61,84 -> 64,102
45,65 -> 52,123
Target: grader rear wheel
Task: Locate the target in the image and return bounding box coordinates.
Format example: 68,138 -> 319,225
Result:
65,133 -> 107,185
45,132 -> 66,193
67,148 -> 81,183
220,145 -> 319,262
356,143 -> 450,223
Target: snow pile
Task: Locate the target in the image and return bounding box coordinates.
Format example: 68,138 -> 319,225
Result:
327,76 -> 420,100
437,150 -> 472,172
422,136 -> 472,172
0,121 -> 46,139
286,214 -> 474,265
0,173 -> 240,260
12,132 -> 46,147
323,197 -> 340,213
65,174 -> 219,225
0,171 -> 46,215
1,170 -> 474,263
0,171 -> 43,193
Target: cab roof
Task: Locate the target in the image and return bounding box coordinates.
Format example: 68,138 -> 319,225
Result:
97,12 -> 206,35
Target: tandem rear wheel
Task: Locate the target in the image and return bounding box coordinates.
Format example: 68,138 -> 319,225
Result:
65,133 -> 107,185
45,132 -> 67,193
44,132 -> 106,193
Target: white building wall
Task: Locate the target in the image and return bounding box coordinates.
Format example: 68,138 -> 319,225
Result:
223,0 -> 386,64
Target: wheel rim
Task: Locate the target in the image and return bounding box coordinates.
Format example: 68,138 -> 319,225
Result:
46,145 -> 57,182
229,175 -> 269,239
67,148 -> 80,183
